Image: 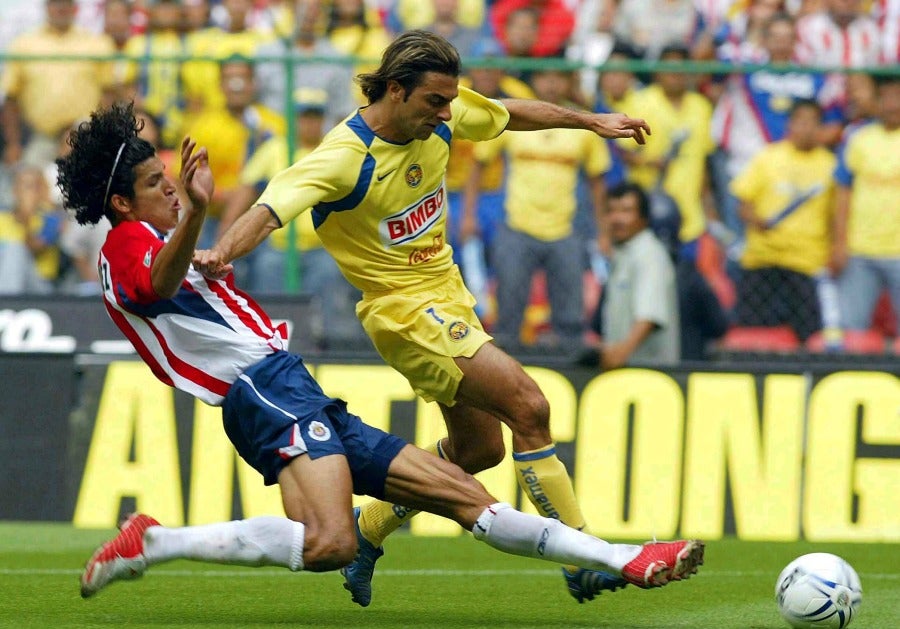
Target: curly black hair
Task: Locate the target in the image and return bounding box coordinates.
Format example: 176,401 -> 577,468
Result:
56,101 -> 156,226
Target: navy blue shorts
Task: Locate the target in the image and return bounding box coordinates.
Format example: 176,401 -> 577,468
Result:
222,351 -> 406,499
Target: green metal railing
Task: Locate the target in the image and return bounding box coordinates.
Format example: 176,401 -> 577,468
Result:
2,51 -> 896,293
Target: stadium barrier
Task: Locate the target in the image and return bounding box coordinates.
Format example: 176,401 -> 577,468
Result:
1,51 -> 897,296
1,342 -> 897,542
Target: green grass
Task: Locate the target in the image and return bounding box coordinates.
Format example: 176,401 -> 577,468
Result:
0,523 -> 897,629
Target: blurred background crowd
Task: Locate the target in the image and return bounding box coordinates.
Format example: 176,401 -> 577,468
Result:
0,0 -> 897,361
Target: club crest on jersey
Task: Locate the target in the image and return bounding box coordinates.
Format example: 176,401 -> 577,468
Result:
308,420 -> 331,442
143,248 -> 153,268
405,164 -> 423,187
379,184 -> 445,247
448,320 -> 470,341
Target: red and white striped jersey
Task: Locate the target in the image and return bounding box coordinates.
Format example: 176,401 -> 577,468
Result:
795,11 -> 885,68
98,220 -> 286,406
873,0 -> 900,62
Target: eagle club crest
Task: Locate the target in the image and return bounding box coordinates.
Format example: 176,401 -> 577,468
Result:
405,164 -> 423,188
448,321 -> 470,341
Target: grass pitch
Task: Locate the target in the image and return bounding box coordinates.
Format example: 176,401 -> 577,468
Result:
0,522 -> 897,629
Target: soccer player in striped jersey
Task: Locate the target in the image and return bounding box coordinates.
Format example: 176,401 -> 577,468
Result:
193,30 -> 697,607
57,102 -> 704,602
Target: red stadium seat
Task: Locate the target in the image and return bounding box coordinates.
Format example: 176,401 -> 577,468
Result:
720,326 -> 800,352
806,329 -> 886,354
872,292 -> 897,338
696,234 -> 736,310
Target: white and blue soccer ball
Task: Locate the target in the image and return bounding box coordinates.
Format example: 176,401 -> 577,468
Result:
775,553 -> 863,629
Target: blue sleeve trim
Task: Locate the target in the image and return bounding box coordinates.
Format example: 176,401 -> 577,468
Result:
312,153 -> 376,228
833,142 -> 853,187
512,447 -> 557,462
259,203 -> 283,228
434,122 -> 452,146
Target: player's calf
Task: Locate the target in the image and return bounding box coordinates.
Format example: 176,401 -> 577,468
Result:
304,527 -> 357,572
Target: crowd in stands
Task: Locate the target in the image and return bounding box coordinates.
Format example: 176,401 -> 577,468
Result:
0,0 -> 897,359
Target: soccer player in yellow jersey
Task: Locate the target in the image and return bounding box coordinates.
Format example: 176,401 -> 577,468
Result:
194,31 -> 702,608
831,75 -> 900,332
730,100 -> 837,342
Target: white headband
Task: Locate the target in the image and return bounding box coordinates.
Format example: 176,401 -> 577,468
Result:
102,142 -> 127,209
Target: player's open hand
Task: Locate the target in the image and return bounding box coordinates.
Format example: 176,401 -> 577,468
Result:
192,249 -> 233,280
591,113 -> 651,145
180,136 -> 214,212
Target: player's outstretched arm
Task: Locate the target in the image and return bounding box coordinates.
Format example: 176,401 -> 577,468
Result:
501,98 -> 650,144
151,137 -> 213,298
193,203 -> 278,280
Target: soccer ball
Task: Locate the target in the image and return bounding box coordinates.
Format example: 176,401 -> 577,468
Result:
775,553 -> 862,628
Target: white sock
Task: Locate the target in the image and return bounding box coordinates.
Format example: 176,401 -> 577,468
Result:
472,503 -> 641,573
143,517 -> 305,572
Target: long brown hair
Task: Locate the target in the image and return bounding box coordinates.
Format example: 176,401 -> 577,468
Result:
356,30 -> 460,103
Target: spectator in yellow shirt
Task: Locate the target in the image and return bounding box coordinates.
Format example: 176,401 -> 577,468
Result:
183,55 -> 284,249
181,0 -> 275,116
326,0 -> 393,105
103,0 -> 133,53
831,75 -> 900,332
183,0 -> 212,32
730,100 -> 837,341
450,38 -> 533,256
469,68 -> 611,349
255,0 -> 356,131
618,44 -> 716,263
121,0 -> 187,149
0,165 -> 63,294
1,0 -> 115,167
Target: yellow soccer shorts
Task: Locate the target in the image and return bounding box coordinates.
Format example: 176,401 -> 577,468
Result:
356,265 -> 492,406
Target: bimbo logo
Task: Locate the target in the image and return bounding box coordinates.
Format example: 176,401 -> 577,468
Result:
379,184 -> 445,247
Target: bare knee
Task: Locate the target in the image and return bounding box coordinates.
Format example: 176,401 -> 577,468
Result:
303,526 -> 357,572
509,388 -> 550,440
449,436 -> 505,473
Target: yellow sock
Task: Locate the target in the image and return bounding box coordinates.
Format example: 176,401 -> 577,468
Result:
357,440 -> 446,547
513,443 -> 587,572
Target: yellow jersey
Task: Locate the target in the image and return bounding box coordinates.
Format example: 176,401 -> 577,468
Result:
240,139 -> 320,252
730,140 -> 836,275
619,84 -> 714,242
834,122 -> 900,258
121,31 -> 185,147
181,27 -> 274,112
393,0 -> 486,29
0,210 -> 60,280
258,86 -> 510,293
475,125 -> 610,241
185,104 -> 285,217
445,75 -> 534,193
0,26 -> 115,136
327,24 -> 392,105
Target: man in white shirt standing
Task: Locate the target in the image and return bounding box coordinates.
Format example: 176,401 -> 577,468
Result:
596,182 -> 680,368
